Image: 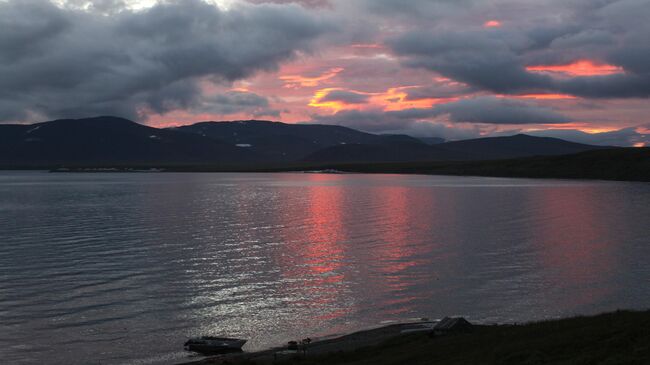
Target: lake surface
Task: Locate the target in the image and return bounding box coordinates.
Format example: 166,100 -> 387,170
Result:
1,172 -> 649,364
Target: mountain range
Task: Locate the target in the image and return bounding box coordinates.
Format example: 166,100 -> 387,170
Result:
0,116 -> 612,168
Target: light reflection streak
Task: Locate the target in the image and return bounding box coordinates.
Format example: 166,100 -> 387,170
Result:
275,174 -> 350,323
363,185 -> 438,316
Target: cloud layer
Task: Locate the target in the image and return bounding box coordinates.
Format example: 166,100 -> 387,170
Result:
0,0 -> 648,146
387,0 -> 650,99
0,0 -> 329,121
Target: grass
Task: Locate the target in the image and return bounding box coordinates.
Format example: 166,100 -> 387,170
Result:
267,310 -> 650,365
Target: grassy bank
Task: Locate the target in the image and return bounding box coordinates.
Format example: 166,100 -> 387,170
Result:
189,310 -> 650,365
334,147 -> 650,183
297,311 -> 650,365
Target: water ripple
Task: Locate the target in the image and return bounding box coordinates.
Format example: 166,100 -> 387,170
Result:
1,172 -> 649,365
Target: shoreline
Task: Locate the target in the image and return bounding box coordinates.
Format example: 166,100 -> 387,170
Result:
4,145 -> 650,183
1,165 -> 649,184
177,320 -> 437,365
176,309 -> 650,365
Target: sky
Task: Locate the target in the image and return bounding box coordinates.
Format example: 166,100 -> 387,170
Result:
1,0 -> 649,146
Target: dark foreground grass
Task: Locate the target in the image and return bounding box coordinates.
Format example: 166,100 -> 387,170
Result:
247,310 -> 650,365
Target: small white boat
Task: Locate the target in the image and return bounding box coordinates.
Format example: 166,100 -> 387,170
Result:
184,336 -> 247,354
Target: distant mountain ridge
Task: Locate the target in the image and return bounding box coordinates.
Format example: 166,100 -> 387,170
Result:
303,133 -> 607,163
172,120 -> 425,162
0,116 -> 612,168
0,116 -> 260,167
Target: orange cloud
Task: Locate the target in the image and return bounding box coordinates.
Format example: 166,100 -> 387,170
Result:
483,20 -> 502,28
538,123 -> 620,134
526,60 -> 624,76
634,142 -> 646,147
309,86 -> 459,113
309,88 -> 364,112
229,87 -> 251,93
381,87 -> 458,111
280,67 -> 344,88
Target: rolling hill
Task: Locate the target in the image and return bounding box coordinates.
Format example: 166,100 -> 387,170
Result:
0,116 -> 260,167
303,134 -> 608,163
0,116 -> 616,169
173,120 -> 426,162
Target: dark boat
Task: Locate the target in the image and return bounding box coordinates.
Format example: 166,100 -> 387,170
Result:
183,336 -> 247,354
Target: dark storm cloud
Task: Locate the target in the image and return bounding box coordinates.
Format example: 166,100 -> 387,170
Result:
61,0 -> 128,13
386,0 -> 650,99
318,90 -> 370,104
451,98 -> 572,125
312,109 -> 410,133
200,91 -> 280,117
558,74 -> 650,98
362,0 -> 476,21
390,31 -> 552,94
0,0 -> 331,122
397,97 -> 573,125
310,109 -> 484,140
246,0 -> 331,8
403,84 -> 473,100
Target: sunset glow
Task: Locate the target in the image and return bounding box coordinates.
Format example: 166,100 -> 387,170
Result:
536,123 -> 621,134
381,87 -> 459,111
483,20 -> 502,28
309,86 -> 459,113
526,60 -> 624,76
308,88 -> 363,112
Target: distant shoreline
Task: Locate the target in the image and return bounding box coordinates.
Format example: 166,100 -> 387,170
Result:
178,309 -> 650,365
1,147 -> 649,182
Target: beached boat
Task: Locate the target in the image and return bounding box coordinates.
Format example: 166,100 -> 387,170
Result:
183,336 -> 247,354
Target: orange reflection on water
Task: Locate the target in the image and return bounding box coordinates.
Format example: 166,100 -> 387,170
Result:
367,185 -> 435,315
302,176 -> 346,284
274,176 -> 440,321
532,186 -> 617,309
274,174 -> 350,322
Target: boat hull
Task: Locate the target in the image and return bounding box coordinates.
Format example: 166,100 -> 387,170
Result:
184,338 -> 247,355
184,344 -> 244,355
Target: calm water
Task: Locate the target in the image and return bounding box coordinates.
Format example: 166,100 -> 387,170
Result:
1,172 -> 649,364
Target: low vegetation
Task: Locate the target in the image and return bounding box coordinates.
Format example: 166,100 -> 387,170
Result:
149,147 -> 650,182
321,147 -> 650,182
43,147 -> 650,183
267,310 -> 650,365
